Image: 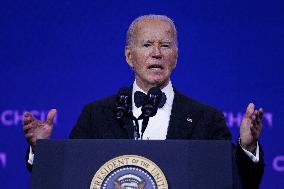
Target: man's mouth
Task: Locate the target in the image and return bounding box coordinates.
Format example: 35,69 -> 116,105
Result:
148,64 -> 164,70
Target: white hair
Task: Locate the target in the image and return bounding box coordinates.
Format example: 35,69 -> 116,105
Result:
126,14 -> 178,47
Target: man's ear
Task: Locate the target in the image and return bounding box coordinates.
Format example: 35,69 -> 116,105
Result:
125,47 -> 134,68
172,47 -> 178,69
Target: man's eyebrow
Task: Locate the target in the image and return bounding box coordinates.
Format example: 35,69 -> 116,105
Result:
159,41 -> 172,45
141,40 -> 154,43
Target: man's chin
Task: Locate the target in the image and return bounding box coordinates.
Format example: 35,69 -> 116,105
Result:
148,79 -> 169,89
136,76 -> 169,91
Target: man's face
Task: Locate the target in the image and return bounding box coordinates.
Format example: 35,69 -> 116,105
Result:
125,19 -> 178,92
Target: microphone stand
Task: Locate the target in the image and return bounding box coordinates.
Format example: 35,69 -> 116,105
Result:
141,117 -> 149,140
129,113 -> 149,140
136,114 -> 150,140
129,113 -> 140,140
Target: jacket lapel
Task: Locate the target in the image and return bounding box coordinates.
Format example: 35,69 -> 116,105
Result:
122,86 -> 136,139
166,90 -> 200,139
123,114 -> 135,139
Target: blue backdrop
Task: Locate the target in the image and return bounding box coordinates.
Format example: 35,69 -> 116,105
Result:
1,0 -> 283,188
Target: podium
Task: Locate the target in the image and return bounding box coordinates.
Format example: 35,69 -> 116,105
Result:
30,140 -> 241,189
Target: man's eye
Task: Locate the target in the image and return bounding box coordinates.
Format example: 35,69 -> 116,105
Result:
143,43 -> 151,47
161,44 -> 170,48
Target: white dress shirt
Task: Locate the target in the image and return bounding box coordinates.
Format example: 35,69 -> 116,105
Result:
132,80 -> 174,140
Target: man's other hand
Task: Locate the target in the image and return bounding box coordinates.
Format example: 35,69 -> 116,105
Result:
240,103 -> 263,154
23,109 -> 57,152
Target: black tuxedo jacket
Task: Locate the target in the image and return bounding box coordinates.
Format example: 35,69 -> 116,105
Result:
27,88 -> 264,188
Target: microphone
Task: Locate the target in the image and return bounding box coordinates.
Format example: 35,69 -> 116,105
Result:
113,88 -> 140,140
113,88 -> 131,120
139,87 -> 167,138
140,87 -> 165,118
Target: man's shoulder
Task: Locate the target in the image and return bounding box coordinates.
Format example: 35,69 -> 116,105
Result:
83,95 -> 117,112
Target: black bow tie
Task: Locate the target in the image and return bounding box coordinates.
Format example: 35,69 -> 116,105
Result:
134,91 -> 167,108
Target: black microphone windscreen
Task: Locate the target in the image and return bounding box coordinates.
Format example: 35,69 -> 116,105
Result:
113,87 -> 131,120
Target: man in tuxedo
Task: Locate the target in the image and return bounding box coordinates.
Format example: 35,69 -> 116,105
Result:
24,15 -> 264,188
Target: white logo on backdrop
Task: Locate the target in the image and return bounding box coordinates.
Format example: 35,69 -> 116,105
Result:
273,155 -> 284,172
0,152 -> 6,168
223,112 -> 273,128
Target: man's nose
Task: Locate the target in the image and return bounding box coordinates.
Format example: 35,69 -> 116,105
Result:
151,45 -> 162,59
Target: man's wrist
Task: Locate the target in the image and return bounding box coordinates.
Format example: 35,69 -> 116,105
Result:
239,138 -> 257,155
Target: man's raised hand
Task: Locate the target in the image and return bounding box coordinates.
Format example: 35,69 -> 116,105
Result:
240,103 -> 263,154
23,109 -> 57,152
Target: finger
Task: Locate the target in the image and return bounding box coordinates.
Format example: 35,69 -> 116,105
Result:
46,109 -> 57,126
251,126 -> 261,136
251,112 -> 256,121
252,123 -> 262,133
23,122 -> 34,133
25,132 -> 34,140
23,120 -> 41,133
251,126 -> 260,139
24,112 -> 32,117
250,110 -> 258,125
23,112 -> 36,125
251,123 -> 263,139
251,128 -> 257,139
245,103 -> 254,118
256,119 -> 263,129
259,108 -> 264,118
256,108 -> 264,121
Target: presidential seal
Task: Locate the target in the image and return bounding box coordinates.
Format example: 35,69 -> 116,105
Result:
90,155 -> 168,189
